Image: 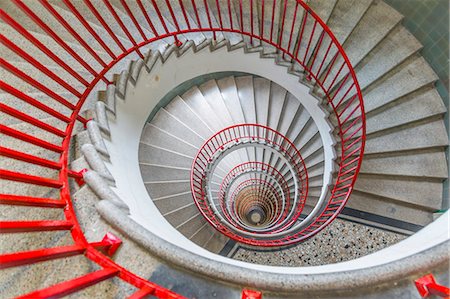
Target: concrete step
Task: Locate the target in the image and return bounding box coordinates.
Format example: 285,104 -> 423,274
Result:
314,0 -> 373,79
0,92 -> 74,126
365,88 -> 447,134
276,93 -> 302,136
325,1 -> 403,87
253,77 -> 271,126
140,164 -> 191,182
216,76 -> 247,124
198,79 -> 235,127
361,149 -> 448,179
139,143 -> 193,169
166,96 -> 214,139
151,109 -> 205,148
365,118 -> 448,154
182,86 -> 224,132
153,191 -> 194,215
145,180 -> 191,200
50,0 -> 133,48
351,25 -> 421,92
354,174 -> 443,211
363,56 -> 438,113
1,61 -> 88,95
235,76 -> 257,123
267,81 -> 287,130
140,123 -> 199,158
177,214 -> 208,238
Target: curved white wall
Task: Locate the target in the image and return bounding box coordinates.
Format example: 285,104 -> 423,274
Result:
103,45 -> 450,274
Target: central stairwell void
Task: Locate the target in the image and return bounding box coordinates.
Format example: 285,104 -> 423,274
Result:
1,0 -> 449,298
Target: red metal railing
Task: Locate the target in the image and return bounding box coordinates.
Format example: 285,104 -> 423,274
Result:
217,162 -> 291,231
191,124 -> 309,246
0,0 -> 365,296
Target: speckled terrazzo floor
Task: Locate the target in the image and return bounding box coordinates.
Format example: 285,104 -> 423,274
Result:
231,219 -> 407,266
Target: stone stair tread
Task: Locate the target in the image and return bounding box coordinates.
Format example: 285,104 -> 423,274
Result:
253,77 -> 271,126
365,118 -> 448,154
145,181 -> 191,200
1,61 -> 88,95
365,88 -> 447,134
140,164 -> 191,182
363,56 -> 438,113
346,191 -> 434,227
139,143 -> 193,169
203,228 -> 229,254
342,0 -> 403,69
167,96 -> 214,139
267,82 -> 287,130
361,149 -> 448,179
216,76 -> 247,124
235,76 -> 257,124
151,108 -> 205,148
153,192 -> 194,215
198,79 -> 235,127
182,86 -> 224,132
354,174 -> 443,210
277,93 -> 302,136
140,124 -> 199,158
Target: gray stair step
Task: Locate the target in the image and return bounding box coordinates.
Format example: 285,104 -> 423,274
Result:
365,118 -> 448,154
140,164 -> 191,182
203,228 -> 229,254
365,88 -> 447,134
153,192 -> 194,215
253,77 -> 271,126
235,76 -> 257,124
314,0 -> 373,78
363,56 -> 438,113
151,108 -> 205,148
267,82 -> 287,130
51,0 -> 133,47
166,96 -> 214,139
339,1 -> 402,75
351,25 -> 422,92
145,181 -> 191,200
354,174 -> 443,210
139,143 -> 193,169
189,222 -> 211,246
277,93 -> 301,136
346,191 -> 434,227
140,123 -> 198,158
198,79 -> 235,127
182,86 -> 224,132
216,77 -> 247,124
0,92 -> 74,126
2,62 -> 88,95
360,149 -> 448,179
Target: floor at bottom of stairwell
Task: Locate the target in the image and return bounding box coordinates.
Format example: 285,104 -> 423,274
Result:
231,219 -> 406,267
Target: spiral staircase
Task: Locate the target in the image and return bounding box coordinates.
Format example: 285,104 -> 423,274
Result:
1,0 -> 449,298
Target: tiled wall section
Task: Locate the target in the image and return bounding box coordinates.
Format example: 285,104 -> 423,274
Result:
384,0 -> 448,99
383,0 -> 449,207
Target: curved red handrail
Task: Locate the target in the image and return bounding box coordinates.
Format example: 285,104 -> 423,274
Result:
0,0 -> 365,295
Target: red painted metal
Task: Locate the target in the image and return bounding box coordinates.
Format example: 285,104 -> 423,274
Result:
242,289 -> 262,299
415,274 -> 450,298
0,146 -> 61,170
0,220 -> 73,233
191,124 -> 308,246
0,0 -> 366,296
0,194 -> 66,208
16,268 -> 119,299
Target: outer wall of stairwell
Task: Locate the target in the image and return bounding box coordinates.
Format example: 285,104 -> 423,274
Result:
1,0 -> 449,297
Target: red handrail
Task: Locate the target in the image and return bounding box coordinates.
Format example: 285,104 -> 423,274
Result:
1,0 -> 365,296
